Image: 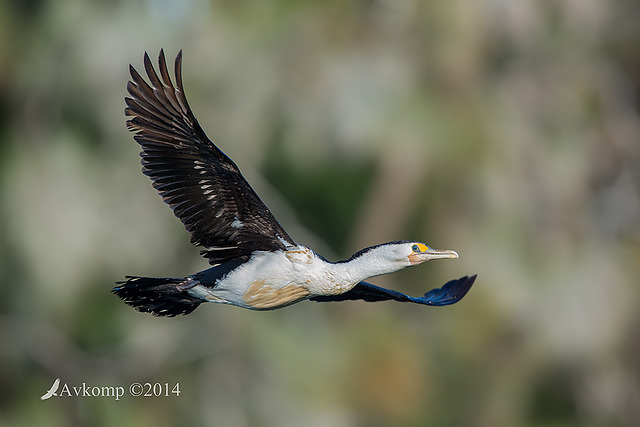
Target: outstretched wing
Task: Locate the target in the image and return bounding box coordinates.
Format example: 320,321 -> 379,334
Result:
310,275 -> 476,306
125,50 -> 296,264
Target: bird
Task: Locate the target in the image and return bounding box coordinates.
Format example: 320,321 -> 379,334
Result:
41,378 -> 60,400
112,50 -> 476,317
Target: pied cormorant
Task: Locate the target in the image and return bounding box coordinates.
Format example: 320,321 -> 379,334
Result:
112,50 -> 476,316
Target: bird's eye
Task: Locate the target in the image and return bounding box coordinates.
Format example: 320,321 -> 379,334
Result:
412,244 -> 420,252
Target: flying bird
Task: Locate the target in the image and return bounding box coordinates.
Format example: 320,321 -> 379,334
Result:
41,378 -> 60,400
112,50 -> 476,316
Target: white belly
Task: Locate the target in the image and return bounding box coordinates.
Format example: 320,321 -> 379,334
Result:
186,249 -> 353,310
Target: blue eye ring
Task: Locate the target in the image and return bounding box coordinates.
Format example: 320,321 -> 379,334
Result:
412,244 -> 420,252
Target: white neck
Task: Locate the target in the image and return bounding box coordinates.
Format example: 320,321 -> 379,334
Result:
327,247 -> 408,285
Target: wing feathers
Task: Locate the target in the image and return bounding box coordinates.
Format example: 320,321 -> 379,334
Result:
125,50 -> 296,264
310,275 -> 476,306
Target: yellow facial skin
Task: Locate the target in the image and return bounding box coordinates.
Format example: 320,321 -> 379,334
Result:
412,243 -> 429,253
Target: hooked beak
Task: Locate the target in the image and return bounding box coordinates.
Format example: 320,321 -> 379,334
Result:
409,248 -> 459,265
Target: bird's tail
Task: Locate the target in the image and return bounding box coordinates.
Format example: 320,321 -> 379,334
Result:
112,276 -> 202,317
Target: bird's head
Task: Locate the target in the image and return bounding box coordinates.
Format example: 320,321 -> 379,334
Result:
349,240 -> 459,272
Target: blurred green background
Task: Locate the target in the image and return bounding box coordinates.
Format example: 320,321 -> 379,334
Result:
1,0 -> 639,426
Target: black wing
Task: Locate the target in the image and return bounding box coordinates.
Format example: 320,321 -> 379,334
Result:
311,275 -> 476,306
125,50 -> 296,264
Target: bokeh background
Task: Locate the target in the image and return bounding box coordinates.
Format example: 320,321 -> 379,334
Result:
1,0 -> 639,426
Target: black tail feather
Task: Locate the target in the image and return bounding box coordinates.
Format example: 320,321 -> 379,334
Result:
112,276 -> 202,317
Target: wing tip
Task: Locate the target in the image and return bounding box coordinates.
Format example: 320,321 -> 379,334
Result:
421,274 -> 476,306
446,274 -> 476,305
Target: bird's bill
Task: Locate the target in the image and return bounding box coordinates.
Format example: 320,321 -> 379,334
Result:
409,248 -> 459,264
